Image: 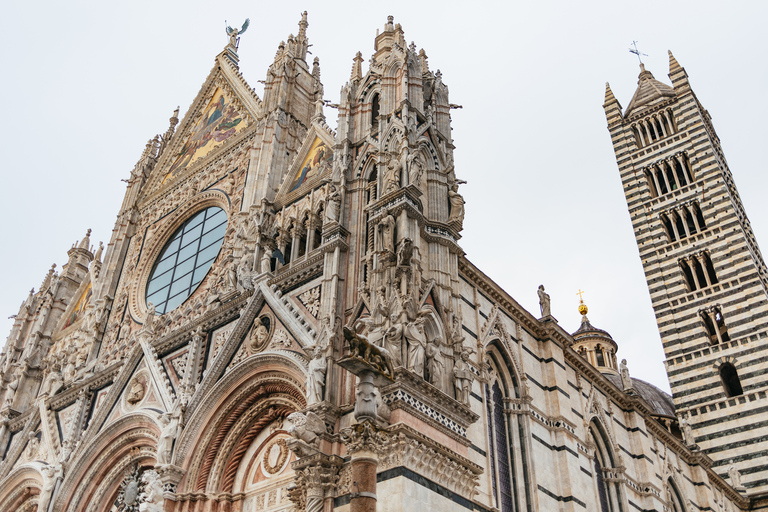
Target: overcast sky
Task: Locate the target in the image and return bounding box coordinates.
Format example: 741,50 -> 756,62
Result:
2,1 -> 768,394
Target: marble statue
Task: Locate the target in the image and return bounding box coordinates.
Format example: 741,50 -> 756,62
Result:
453,350 -> 473,405
728,463 -> 744,489
405,316 -> 427,375
679,412 -> 694,446
38,463 -> 63,512
139,470 -> 165,512
425,342 -> 444,387
226,18 -> 250,47
620,359 -> 632,390
287,411 -> 326,445
447,183 -> 465,225
307,344 -> 327,404
379,213 -> 396,253
157,409 -> 182,465
325,184 -> 341,223
537,285 -> 551,317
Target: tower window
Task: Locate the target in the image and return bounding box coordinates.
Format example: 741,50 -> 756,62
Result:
632,109 -> 677,149
701,307 -> 730,344
680,252 -> 718,291
719,363 -> 743,397
662,202 -> 707,243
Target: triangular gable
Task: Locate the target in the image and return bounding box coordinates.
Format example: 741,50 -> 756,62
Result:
59,280 -> 92,331
146,52 -> 262,192
276,125 -> 334,202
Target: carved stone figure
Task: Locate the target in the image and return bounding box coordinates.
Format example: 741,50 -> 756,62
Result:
397,237 -> 413,267
249,317 -> 270,351
679,412 -> 694,446
287,411 -> 326,445
324,184 -> 341,224
43,366 -> 64,396
39,463 -> 63,512
144,302 -> 156,332
237,254 -> 255,290
127,376 -> 146,405
384,158 -> 400,194
260,249 -> 272,274
537,285 -> 551,317
379,213 -> 395,253
384,313 -> 404,366
425,342 -> 444,387
25,432 -> 40,459
226,19 -> 250,48
307,345 -> 327,405
139,470 -> 165,512
620,359 -> 632,390
405,317 -> 427,375
728,463 -> 744,489
453,351 -> 473,405
4,373 -> 18,407
447,183 -> 465,225
157,409 -> 182,465
343,326 -> 395,378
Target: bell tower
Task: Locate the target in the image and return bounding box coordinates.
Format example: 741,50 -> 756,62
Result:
605,52 -> 768,494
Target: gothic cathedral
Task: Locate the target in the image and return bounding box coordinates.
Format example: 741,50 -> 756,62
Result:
0,14 -> 764,512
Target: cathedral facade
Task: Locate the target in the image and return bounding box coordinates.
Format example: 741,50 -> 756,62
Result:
0,14 -> 764,512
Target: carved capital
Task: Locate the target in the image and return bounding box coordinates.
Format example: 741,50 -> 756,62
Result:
339,420 -> 391,458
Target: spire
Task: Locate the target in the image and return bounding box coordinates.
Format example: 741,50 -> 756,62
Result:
603,82 -> 619,107
295,11 -> 309,61
668,50 -> 689,88
603,82 -> 623,124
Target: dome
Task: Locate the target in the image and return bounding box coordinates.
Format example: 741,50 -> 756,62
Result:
604,374 -> 675,417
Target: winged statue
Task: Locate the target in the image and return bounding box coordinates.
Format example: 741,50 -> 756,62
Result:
226,18 -> 250,47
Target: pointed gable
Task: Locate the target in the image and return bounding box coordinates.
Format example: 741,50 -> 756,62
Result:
276,125 -> 334,202
146,51 -> 263,191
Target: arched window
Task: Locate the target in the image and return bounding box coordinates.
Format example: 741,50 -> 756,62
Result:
485,350 -> 531,512
589,423 -> 622,512
666,479 -> 685,512
720,363 -> 743,397
371,93 -> 380,130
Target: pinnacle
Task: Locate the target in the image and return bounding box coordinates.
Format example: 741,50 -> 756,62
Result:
668,50 -> 681,73
604,82 -> 617,104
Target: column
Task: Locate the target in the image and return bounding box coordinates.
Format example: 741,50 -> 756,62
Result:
340,421 -> 390,512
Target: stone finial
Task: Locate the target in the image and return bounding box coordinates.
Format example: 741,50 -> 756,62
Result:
170,106 -> 180,128
604,82 -> 617,105
386,15 -> 394,32
351,51 -> 363,81
78,229 -> 92,250
298,11 -> 308,39
419,49 -> 429,74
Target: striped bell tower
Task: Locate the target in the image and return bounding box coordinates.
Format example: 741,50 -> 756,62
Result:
604,52 -> 768,495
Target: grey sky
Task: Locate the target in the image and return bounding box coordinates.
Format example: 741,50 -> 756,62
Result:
2,1 -> 767,394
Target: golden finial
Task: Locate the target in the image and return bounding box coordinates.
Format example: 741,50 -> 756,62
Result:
577,289 -> 588,316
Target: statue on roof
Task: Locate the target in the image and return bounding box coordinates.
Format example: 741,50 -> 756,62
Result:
226,18 -> 250,48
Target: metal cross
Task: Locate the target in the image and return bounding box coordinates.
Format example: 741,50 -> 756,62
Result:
576,289 -> 585,302
629,41 -> 648,64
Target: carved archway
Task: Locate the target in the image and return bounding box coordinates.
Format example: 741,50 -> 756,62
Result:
175,353 -> 306,507
56,413 -> 160,512
0,466 -> 43,512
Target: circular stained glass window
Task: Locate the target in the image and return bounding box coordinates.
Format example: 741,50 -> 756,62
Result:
145,206 -> 227,315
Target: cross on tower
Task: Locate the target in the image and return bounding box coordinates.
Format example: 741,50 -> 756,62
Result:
629,41 -> 647,64
576,289 -> 585,302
